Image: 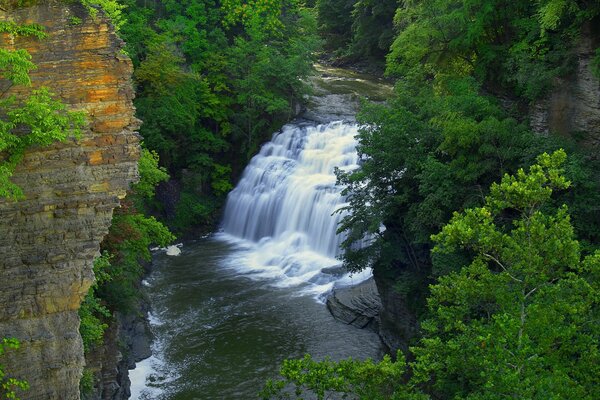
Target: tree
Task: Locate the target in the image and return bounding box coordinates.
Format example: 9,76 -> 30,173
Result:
386,0 -> 600,99
316,0 -> 356,51
336,74 -> 539,277
261,352 -> 424,400
413,149 -> 600,398
81,0 -> 126,30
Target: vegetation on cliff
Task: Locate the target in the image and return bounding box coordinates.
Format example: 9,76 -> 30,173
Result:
0,339 -> 28,399
79,149 -> 173,350
0,21 -> 85,200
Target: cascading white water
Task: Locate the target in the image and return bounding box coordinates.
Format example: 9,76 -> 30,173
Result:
217,121 -> 370,296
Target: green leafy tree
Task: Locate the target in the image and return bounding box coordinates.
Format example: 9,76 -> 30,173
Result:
316,0 -> 356,51
261,352 -> 423,400
349,0 -> 397,62
413,150 -> 600,398
0,338 -> 29,400
337,74 -> 539,277
81,0 -> 126,30
132,148 -> 169,201
386,0 -> 600,99
79,253 -> 112,352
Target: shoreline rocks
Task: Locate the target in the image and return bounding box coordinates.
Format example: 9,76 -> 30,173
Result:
326,278 -> 382,332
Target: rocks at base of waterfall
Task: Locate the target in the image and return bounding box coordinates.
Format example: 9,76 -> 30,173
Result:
326,278 -> 382,331
321,264 -> 348,276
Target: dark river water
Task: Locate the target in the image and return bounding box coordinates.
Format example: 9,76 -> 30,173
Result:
129,237 -> 383,399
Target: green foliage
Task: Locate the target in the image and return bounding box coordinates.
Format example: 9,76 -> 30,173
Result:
348,0 -> 397,61
172,189 -> 218,233
386,0 -> 600,99
0,21 -> 46,38
337,0 -> 600,308
316,0 -> 356,51
79,253 -> 112,353
337,74 -> 540,278
0,88 -> 86,199
0,338 -> 29,400
79,153 -> 173,353
226,6 -> 318,158
261,352 -> 423,400
79,368 -> 95,395
132,148 -> 169,201
211,163 -> 234,196
415,150 -> 600,398
100,212 -> 174,312
115,0 -> 318,232
80,0 -> 126,30
316,0 -> 396,64
592,47 -> 600,79
0,22 -> 86,200
69,16 -> 83,26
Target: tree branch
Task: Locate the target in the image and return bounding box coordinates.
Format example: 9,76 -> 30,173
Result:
483,253 -> 522,283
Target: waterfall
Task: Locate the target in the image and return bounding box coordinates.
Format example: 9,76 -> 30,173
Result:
217,121 -> 370,295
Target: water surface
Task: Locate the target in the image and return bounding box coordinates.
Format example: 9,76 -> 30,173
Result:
131,238 -> 382,399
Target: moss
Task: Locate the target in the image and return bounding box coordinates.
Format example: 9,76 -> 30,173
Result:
79,368 -> 95,396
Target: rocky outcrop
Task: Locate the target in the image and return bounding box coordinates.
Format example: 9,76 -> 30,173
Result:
0,2 -> 140,399
372,271 -> 419,355
326,278 -> 381,331
530,21 -> 600,151
83,309 -> 152,400
326,273 -> 419,354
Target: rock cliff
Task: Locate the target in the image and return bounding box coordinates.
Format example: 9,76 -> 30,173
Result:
0,2 -> 140,399
531,21 -> 600,150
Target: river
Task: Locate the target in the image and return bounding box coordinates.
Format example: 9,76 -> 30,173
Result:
129,65 -> 392,400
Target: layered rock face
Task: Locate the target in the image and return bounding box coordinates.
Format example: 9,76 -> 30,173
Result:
0,2 -> 140,399
531,21 -> 600,150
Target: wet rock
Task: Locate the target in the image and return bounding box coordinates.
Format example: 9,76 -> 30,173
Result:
326,278 -> 382,331
320,264 -> 347,276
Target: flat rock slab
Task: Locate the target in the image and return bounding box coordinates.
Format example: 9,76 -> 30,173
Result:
326,278 -> 382,331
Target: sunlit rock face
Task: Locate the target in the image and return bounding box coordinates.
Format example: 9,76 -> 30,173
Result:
0,2 -> 139,398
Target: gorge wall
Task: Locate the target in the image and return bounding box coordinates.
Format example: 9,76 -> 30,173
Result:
531,21 -> 600,150
0,2 -> 140,399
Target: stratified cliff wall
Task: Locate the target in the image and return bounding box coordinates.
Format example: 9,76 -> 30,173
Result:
0,2 -> 140,399
531,21 -> 600,150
